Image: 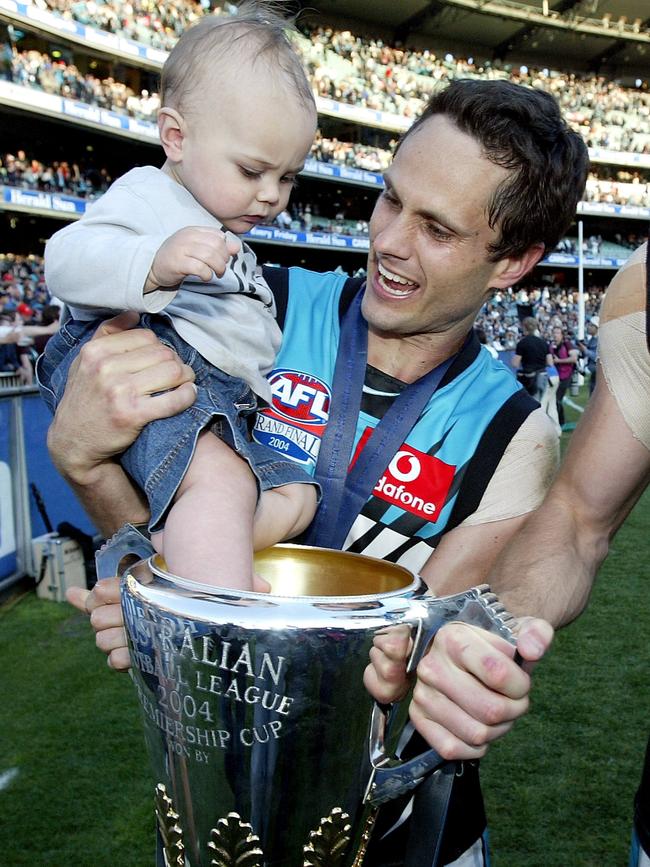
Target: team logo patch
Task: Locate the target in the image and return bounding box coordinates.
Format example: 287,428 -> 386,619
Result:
252,369 -> 331,466
267,370 -> 330,425
351,428 -> 456,521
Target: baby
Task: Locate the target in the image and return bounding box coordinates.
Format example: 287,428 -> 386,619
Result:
39,2 -> 319,590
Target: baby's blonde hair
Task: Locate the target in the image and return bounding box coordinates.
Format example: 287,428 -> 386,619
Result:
161,1 -> 315,117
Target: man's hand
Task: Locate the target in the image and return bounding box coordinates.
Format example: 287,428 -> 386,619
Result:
364,624 -> 413,704
147,227 -> 242,291
364,617 -> 553,760
47,311 -> 196,486
68,573 -> 273,672
67,578 -> 130,670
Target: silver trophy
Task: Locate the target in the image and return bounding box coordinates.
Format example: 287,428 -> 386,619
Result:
97,525 -> 516,867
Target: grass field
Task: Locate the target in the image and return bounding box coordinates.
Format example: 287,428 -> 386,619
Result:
1,387 -> 648,866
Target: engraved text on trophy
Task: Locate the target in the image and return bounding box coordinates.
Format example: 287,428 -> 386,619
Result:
125,603 -> 296,763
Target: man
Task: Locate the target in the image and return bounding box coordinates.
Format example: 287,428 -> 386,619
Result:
49,79 -> 585,866
549,324 -> 579,426
512,316 -> 553,402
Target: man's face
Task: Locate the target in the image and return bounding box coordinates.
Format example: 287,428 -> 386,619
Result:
363,115 -> 519,342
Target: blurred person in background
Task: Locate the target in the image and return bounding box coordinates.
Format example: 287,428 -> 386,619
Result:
549,324 -> 579,426
539,361 -> 561,436
512,316 -> 553,403
578,315 -> 599,395
0,308 -> 61,384
475,325 -> 498,359
30,304 -> 61,354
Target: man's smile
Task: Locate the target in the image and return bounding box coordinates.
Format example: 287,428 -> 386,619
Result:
376,261 -> 419,296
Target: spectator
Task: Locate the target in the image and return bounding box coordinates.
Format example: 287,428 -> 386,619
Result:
0,313 -> 32,384
475,325 -> 498,359
549,325 -> 579,426
26,304 -> 60,352
512,317 -> 553,403
578,316 -> 599,395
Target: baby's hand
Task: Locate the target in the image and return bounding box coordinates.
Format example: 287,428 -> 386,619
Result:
147,227 -> 242,291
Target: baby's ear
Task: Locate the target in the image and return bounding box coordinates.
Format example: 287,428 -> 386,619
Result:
158,108 -> 185,161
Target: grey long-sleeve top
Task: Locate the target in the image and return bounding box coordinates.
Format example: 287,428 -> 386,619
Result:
44,166 -> 281,402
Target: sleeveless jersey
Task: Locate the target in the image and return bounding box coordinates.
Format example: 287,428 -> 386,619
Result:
255,267 -> 537,574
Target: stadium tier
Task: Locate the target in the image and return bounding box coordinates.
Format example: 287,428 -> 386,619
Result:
0,0 -> 649,273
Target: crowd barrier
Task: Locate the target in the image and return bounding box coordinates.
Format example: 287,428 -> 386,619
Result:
0,385 -> 95,590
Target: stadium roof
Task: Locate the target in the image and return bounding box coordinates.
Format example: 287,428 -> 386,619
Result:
302,0 -> 650,82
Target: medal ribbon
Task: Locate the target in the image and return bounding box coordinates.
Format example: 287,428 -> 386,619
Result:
303,288 -> 462,550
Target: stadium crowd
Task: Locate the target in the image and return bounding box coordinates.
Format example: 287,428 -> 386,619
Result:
24,0 -> 650,152
302,26 -> 650,153
0,149 -> 112,197
38,0 -> 231,52
310,131 -> 395,173
0,254 -> 49,319
475,285 -> 605,351
0,254 -> 58,385
2,10 -> 650,156
0,251 -> 609,364
3,142 -> 648,249
1,5 -> 649,393
2,136 -> 650,217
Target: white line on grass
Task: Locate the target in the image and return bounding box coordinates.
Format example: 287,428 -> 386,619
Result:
0,767 -> 19,791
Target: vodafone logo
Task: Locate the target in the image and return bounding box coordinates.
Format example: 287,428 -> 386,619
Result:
350,428 -> 456,522
388,451 -> 421,483
267,370 -> 331,426
375,476 -> 437,515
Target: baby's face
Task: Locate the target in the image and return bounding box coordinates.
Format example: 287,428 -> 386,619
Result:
177,78 -> 316,234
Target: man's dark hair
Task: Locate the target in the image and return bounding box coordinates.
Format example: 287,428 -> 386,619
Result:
398,79 -> 589,262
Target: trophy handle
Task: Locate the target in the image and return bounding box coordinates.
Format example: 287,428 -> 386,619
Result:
94,522 -> 156,581
364,584 -> 517,806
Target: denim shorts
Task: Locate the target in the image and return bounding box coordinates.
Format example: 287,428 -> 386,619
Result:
37,314 -> 317,532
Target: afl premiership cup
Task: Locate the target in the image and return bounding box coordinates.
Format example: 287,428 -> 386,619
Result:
96,524 -> 515,867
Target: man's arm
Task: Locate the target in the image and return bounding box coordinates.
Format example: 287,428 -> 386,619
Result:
419,513 -> 530,598
21,321 -> 59,338
492,371 -> 650,626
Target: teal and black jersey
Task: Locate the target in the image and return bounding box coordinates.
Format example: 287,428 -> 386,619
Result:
256,266 -> 537,573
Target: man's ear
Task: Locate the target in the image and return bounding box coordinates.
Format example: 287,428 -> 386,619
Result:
158,107 -> 185,161
491,243 -> 545,289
